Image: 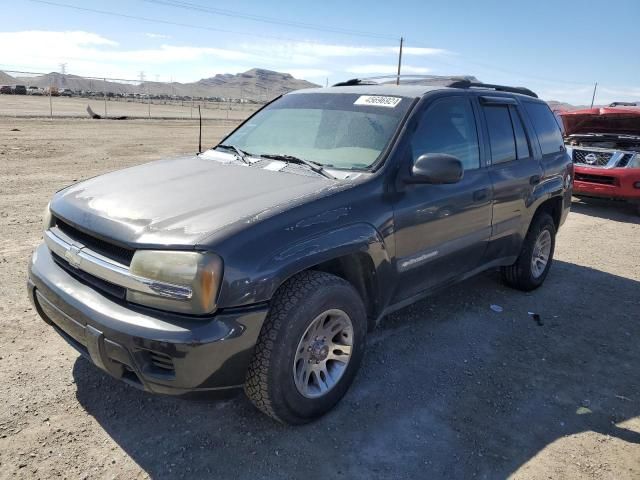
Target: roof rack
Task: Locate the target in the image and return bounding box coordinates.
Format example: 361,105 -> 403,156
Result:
331,75 -> 538,98
447,80 -> 538,98
332,78 -> 379,87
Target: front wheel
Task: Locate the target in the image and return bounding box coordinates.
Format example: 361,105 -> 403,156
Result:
245,271 -> 367,424
502,212 -> 556,291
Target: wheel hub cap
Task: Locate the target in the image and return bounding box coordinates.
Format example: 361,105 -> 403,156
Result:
293,309 -> 354,399
531,229 -> 552,279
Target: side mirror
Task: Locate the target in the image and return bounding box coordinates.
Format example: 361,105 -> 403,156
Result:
408,153 -> 464,184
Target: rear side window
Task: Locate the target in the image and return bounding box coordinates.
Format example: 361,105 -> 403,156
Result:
483,106 -> 516,164
411,96 -> 480,170
523,102 -> 564,155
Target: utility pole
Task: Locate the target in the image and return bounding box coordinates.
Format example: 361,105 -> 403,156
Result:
590,82 -> 598,108
396,37 -> 404,85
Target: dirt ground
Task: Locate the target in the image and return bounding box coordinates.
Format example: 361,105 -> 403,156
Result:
0,95 -> 260,120
1,117 -> 638,480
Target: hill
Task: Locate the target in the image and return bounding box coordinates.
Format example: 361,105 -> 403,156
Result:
0,71 -> 16,85
9,68 -> 318,100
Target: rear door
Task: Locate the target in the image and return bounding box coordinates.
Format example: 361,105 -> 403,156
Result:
392,94 -> 493,303
476,95 -> 543,260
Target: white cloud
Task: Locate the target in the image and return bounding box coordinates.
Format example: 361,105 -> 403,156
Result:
346,64 -> 431,75
0,30 -> 447,85
145,33 -> 172,39
240,41 -> 448,61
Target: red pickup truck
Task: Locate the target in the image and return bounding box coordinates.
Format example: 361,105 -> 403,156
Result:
558,103 -> 640,214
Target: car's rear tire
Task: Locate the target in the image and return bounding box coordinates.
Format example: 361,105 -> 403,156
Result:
244,270 -> 367,424
502,212 -> 556,291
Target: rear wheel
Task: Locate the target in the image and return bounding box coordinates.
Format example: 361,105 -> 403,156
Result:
502,212 -> 556,291
245,271 -> 367,424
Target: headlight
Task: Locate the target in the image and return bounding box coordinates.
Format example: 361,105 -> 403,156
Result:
43,202 -> 54,232
127,250 -> 223,315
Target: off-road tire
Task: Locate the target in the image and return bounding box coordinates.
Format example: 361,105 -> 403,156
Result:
502,212 -> 556,291
245,271 -> 367,424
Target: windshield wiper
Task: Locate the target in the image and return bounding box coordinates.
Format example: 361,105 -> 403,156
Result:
260,154 -> 336,180
216,144 -> 252,164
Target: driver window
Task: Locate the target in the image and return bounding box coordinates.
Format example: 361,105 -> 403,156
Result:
411,96 -> 480,170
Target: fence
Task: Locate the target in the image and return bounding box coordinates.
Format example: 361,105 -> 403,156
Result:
0,70 -> 271,121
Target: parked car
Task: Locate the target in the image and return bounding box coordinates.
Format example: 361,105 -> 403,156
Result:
0,85 -> 12,94
13,85 -> 27,95
59,88 -> 73,97
28,80 -> 572,424
558,103 -> 640,214
28,86 -> 43,96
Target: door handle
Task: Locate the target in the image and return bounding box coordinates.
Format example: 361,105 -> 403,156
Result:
529,175 -> 541,186
473,188 -> 489,202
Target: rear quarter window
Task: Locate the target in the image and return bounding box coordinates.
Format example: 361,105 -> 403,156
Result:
523,102 -> 564,155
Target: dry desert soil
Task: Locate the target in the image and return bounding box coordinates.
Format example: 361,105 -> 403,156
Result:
0,117 -> 639,479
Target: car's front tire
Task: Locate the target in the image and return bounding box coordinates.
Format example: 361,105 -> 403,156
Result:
502,212 -> 556,291
245,271 -> 367,424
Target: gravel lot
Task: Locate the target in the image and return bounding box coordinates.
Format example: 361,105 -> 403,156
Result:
1,117 -> 638,479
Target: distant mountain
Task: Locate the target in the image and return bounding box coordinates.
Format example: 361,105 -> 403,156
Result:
0,71 -> 16,85
547,100 -> 588,112
8,68 -> 319,101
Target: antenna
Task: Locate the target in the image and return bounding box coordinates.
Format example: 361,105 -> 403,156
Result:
396,37 -> 403,85
590,82 -> 598,108
198,105 -> 202,154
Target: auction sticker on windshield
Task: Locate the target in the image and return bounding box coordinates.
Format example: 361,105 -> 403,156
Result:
354,95 -> 402,108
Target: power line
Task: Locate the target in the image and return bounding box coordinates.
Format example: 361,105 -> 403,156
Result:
140,0 -> 398,40
22,0 -> 598,89
28,0 -> 395,43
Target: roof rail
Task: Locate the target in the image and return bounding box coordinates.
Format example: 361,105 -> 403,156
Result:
447,80 -> 538,98
332,78 -> 379,87
332,75 -> 475,87
331,75 -> 538,99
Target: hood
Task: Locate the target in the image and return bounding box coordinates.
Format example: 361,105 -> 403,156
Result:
558,106 -> 640,136
51,153 -> 339,247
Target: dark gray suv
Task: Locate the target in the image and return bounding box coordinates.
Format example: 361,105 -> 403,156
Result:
28,79 -> 572,424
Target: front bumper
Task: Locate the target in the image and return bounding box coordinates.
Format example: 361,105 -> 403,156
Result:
573,166 -> 640,201
28,243 -> 268,394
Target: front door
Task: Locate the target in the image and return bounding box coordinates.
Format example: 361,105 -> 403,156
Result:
392,94 -> 493,304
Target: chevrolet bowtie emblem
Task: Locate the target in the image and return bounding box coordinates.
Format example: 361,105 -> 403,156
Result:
64,245 -> 83,268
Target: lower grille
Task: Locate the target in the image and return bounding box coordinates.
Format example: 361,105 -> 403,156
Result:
148,351 -> 175,371
572,149 -> 613,167
575,172 -> 618,185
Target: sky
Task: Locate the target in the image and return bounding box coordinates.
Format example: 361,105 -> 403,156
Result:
1,0 -> 639,104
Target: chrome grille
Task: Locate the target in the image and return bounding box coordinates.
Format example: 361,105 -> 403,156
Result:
55,217 -> 135,266
572,149 -> 613,167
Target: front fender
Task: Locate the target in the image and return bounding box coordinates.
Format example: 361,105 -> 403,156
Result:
216,223 -> 392,310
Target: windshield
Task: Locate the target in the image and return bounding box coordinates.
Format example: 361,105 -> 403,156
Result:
221,93 -> 412,170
